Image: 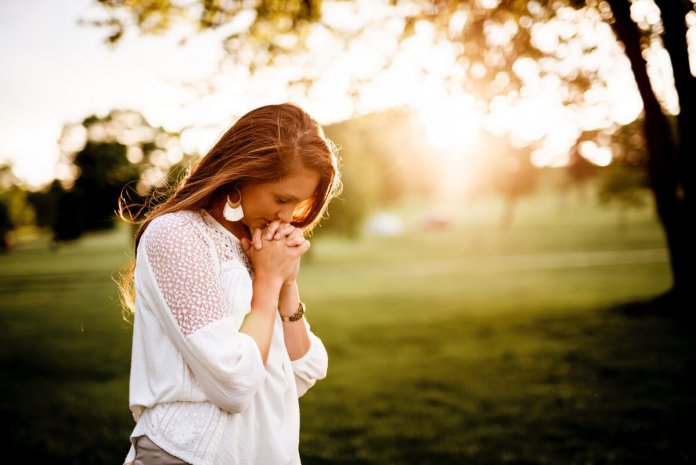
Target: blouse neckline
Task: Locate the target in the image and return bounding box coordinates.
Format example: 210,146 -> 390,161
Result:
200,209 -> 241,243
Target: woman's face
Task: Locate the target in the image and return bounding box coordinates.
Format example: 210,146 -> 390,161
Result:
238,167 -> 321,230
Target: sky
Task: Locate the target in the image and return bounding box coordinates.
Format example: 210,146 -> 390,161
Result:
0,0 -> 291,187
0,0 -> 690,190
0,0 -> 393,188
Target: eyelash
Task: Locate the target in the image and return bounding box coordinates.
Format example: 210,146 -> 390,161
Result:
276,198 -> 290,204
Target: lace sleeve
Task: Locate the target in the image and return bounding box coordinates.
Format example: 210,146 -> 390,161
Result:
143,213 -> 228,336
137,212 -> 266,413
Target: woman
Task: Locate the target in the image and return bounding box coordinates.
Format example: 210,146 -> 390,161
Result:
118,103 -> 341,465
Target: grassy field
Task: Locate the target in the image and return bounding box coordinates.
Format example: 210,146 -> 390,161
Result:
1,191 -> 694,465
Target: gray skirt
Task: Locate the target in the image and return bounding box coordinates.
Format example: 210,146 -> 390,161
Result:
134,435 -> 190,465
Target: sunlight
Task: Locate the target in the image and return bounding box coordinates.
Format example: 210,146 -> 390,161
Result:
418,95 -> 482,152
579,140 -> 613,166
689,11 -> 696,76
3,0 -> 694,188
416,95 -> 483,199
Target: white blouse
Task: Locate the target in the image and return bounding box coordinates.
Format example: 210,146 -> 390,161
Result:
123,209 -> 328,465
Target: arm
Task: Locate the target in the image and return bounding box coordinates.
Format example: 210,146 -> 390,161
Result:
279,279 -> 328,397
140,213 -> 267,414
253,221 -> 328,396
238,275 -> 282,365
239,226 -> 311,363
278,280 -> 311,360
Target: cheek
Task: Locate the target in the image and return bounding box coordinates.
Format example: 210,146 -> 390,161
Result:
246,196 -> 275,217
263,197 -> 279,213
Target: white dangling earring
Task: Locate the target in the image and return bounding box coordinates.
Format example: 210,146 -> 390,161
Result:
223,188 -> 244,222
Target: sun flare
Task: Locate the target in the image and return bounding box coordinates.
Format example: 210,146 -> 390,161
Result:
418,95 -> 482,153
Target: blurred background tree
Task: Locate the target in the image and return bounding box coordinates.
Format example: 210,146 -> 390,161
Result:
596,117 -> 651,229
565,138 -> 600,205
0,163 -> 35,238
86,0 -> 695,307
603,0 -> 693,308
26,109 -> 185,244
0,199 -> 12,253
392,0 -> 693,306
320,109 -> 438,237
598,161 -> 648,229
471,130 -> 539,228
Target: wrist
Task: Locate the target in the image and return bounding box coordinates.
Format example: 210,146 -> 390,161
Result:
280,301 -> 306,322
252,275 -> 284,309
254,273 -> 285,290
279,280 -> 299,313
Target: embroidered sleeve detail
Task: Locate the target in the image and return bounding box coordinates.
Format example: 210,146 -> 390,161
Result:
143,212 -> 229,336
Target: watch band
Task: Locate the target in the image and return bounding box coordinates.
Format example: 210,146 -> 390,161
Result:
280,301 -> 305,322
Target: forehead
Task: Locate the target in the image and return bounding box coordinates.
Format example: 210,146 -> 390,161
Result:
267,168 -> 320,199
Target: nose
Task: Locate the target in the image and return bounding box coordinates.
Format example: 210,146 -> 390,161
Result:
277,205 -> 294,223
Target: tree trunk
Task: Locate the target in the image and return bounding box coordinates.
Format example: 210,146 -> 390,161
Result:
607,0 -> 691,306
654,0 -> 696,298
655,0 -> 695,209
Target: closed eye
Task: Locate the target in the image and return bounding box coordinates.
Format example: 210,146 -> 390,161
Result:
276,197 -> 290,204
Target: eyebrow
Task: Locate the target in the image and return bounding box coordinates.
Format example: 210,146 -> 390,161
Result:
276,192 -> 301,202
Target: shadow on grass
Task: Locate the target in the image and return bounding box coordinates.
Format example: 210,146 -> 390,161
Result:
529,296 -> 696,465
299,296 -> 696,465
612,288 -> 695,321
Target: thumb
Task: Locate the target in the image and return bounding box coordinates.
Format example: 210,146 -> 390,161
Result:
252,228 -> 263,250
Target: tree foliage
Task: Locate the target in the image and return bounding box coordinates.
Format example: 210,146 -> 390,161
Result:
88,0 -> 323,76
41,109 -> 185,242
92,0 -> 322,42
0,163 -> 35,233
91,0 -> 696,303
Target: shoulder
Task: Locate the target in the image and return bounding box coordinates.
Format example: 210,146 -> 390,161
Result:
141,210 -> 209,251
147,210 -> 204,234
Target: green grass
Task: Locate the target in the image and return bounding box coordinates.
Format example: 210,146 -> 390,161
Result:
1,191 -> 694,465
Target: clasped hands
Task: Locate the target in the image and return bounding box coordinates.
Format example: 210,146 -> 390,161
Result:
239,220 -> 310,286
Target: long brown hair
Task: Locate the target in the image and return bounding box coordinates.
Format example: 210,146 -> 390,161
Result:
116,102 -> 342,321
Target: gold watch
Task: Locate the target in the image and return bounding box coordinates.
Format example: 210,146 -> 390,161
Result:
280,301 -> 306,322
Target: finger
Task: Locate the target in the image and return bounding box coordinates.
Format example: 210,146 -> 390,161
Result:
285,228 -> 305,246
286,238 -> 303,247
265,220 -> 281,240
296,239 -> 311,255
286,235 -> 305,247
274,223 -> 295,240
252,228 -> 263,250
240,237 -> 251,254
